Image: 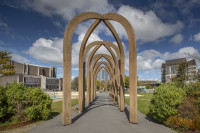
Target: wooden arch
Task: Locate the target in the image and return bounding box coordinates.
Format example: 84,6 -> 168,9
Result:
94,66 -> 115,100
84,42 -> 120,104
79,18 -> 125,113
63,12 -> 137,125
100,80 -> 107,91
90,54 -> 118,102
94,66 -> 112,98
95,66 -> 112,83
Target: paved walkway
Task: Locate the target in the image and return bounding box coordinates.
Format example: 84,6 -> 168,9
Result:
28,92 -> 175,133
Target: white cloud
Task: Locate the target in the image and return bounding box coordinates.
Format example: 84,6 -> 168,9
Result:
124,47 -> 199,71
170,34 -> 183,44
193,33 -> 200,42
25,38 -> 63,65
72,33 -> 104,69
11,54 -> 30,63
114,5 -> 183,42
22,1 -> 184,43
75,20 -> 107,37
23,0 -> 115,21
136,50 -> 164,71
166,47 -> 199,59
25,35 -> 199,78
152,59 -> 165,68
25,33 -> 103,68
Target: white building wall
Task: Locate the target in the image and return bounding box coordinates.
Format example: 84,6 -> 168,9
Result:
97,69 -> 109,81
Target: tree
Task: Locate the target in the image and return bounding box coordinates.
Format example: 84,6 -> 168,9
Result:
187,53 -> 200,63
125,76 -> 129,88
96,80 -> 100,90
197,71 -> 200,82
0,51 -> 16,76
107,80 -> 111,90
137,76 -> 143,86
71,76 -> 78,91
145,84 -> 153,89
174,62 -> 189,84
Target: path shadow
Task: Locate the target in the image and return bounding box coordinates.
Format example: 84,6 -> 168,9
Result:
124,107 -> 129,121
145,116 -> 162,125
124,104 -> 162,125
48,112 -> 60,120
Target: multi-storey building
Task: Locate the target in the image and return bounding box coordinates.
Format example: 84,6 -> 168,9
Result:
0,60 -> 61,91
97,69 -> 109,81
161,58 -> 198,83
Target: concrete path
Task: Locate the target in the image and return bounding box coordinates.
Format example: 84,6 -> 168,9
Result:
28,92 -> 175,133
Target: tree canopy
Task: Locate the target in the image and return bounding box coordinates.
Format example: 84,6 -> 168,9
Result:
0,51 -> 16,76
71,76 -> 78,91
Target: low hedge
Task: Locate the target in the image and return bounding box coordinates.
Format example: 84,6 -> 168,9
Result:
0,82 -> 52,124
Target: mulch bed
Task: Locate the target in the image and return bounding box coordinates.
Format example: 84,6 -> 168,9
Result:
0,120 -> 33,131
164,124 -> 200,133
51,106 -> 77,111
175,128 -> 200,133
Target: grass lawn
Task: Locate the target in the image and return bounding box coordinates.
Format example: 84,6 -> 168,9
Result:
125,93 -> 153,115
51,99 -> 78,113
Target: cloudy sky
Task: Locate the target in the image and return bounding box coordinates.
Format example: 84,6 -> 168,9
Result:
0,0 -> 200,80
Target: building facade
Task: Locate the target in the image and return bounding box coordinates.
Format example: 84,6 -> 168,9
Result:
97,69 -> 109,81
161,58 -> 198,83
0,60 -> 61,91
138,80 -> 161,88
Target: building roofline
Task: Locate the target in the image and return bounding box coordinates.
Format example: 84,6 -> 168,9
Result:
11,60 -> 56,69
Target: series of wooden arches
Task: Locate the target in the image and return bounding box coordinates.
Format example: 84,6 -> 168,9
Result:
100,80 -> 107,91
63,12 -> 137,125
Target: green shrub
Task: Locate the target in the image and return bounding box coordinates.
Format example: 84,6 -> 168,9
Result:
184,82 -> 200,98
178,96 -> 200,129
25,88 -> 52,120
0,82 -> 52,123
0,86 -> 8,118
6,82 -> 28,121
176,83 -> 200,131
148,83 -> 185,122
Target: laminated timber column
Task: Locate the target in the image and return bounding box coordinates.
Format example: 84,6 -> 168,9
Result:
85,43 -> 118,104
104,13 -> 137,123
78,20 -> 100,112
94,77 -> 97,98
83,40 -> 122,108
100,81 -> 101,91
91,72 -> 94,102
103,20 -> 125,111
63,12 -> 101,125
106,83 -> 108,92
85,43 -> 102,105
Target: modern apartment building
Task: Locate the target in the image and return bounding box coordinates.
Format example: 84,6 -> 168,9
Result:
97,69 -> 109,81
161,58 -> 198,83
0,60 -> 62,91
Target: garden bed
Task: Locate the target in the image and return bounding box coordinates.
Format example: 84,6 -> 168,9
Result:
0,121 -> 33,131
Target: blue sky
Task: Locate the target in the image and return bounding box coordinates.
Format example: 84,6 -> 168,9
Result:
0,0 -> 200,80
